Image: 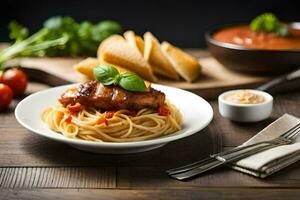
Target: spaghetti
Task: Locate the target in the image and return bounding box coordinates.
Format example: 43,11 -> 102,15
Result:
41,101 -> 182,142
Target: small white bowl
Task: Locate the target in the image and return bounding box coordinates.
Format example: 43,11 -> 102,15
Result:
218,89 -> 273,122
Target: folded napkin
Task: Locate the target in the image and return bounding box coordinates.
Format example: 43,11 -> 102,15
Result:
229,114 -> 300,178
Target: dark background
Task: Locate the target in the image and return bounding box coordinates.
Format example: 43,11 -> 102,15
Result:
1,0 -> 299,47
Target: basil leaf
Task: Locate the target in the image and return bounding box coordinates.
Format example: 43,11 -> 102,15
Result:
118,72 -> 147,92
93,64 -> 147,92
93,64 -> 119,85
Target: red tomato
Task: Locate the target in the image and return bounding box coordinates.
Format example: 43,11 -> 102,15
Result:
0,83 -> 13,111
67,103 -> 84,114
96,112 -> 115,125
158,106 -> 170,116
105,111 -> 115,119
65,115 -> 72,123
96,117 -> 107,125
0,68 -> 27,97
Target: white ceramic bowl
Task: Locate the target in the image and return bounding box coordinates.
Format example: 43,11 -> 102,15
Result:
15,83 -> 213,154
218,89 -> 273,122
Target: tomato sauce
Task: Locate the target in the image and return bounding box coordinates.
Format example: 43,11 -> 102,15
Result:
213,25 -> 300,50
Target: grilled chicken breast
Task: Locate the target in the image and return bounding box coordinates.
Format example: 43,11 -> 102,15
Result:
59,81 -> 165,111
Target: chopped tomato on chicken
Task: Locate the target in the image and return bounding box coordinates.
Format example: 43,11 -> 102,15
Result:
158,106 -> 170,116
96,111 -> 115,125
67,102 -> 84,114
105,111 -> 114,119
65,115 -> 72,123
96,117 -> 107,125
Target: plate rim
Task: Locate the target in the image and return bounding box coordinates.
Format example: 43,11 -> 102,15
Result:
15,83 -> 213,148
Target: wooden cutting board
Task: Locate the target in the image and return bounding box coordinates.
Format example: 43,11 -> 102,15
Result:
9,49 -> 269,99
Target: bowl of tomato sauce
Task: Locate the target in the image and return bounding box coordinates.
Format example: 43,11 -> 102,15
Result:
205,22 -> 300,75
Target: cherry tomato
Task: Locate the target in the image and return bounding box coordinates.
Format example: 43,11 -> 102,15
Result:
96,117 -> 107,125
96,112 -> 115,125
105,111 -> 115,119
67,102 -> 84,114
65,115 -> 73,123
0,83 -> 13,111
158,106 -> 170,116
0,68 -> 27,97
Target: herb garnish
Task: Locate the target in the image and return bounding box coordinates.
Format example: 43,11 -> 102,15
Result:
0,17 -> 122,68
250,13 -> 288,36
94,64 -> 147,92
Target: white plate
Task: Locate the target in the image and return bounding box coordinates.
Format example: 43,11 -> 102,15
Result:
15,84 -> 213,154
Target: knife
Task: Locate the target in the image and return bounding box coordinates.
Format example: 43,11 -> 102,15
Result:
256,68 -> 300,93
21,67 -> 72,87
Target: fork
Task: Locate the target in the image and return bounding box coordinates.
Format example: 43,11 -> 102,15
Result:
167,122 -> 300,180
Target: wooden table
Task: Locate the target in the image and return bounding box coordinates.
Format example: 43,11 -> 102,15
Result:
1,78 -> 300,199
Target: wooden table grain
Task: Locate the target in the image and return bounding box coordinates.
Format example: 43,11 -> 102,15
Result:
1,67 -> 300,199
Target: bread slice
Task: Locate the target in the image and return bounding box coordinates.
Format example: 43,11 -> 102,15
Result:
98,35 -> 157,82
161,41 -> 201,82
74,57 -> 100,80
144,32 -> 179,80
74,57 -> 128,80
124,30 -> 145,55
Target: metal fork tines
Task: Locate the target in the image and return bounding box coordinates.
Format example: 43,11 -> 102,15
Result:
167,122 -> 300,180
167,125 -> 298,175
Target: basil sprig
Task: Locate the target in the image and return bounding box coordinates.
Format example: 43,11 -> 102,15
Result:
93,64 -> 147,92
93,64 -> 119,85
250,13 -> 288,36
